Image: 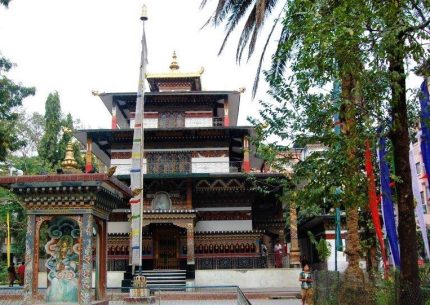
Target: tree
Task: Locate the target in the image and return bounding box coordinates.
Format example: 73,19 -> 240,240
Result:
0,187 -> 26,260
369,1 -> 430,302
257,0 -> 429,303
0,57 -> 35,161
38,92 -> 62,168
15,110 -> 45,158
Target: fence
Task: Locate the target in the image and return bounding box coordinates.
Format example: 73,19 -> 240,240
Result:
313,270 -> 430,305
0,286 -> 252,305
195,254 -> 289,270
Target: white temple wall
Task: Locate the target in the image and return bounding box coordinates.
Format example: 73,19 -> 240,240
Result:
107,221 -> 129,234
195,220 -> 252,232
185,117 -> 213,127
130,118 -> 158,129
195,268 -> 301,288
191,157 -> 229,173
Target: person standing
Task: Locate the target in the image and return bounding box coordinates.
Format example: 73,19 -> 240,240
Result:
273,240 -> 284,268
17,262 -> 25,286
260,242 -> 268,267
299,264 -> 314,305
7,263 -> 17,287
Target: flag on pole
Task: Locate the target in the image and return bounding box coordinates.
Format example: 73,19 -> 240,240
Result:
130,8 -> 148,268
364,139 -> 388,268
335,207 -> 343,251
419,79 -> 430,180
378,135 -> 400,268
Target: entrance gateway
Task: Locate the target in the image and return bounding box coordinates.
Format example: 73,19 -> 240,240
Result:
140,210 -> 197,276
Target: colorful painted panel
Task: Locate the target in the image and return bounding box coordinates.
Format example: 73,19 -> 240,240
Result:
44,217 -> 80,303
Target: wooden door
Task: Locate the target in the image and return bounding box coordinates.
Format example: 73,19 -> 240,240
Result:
155,227 -> 179,269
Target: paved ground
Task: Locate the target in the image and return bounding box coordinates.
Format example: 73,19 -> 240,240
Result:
110,300 -> 301,305
0,300 -> 302,305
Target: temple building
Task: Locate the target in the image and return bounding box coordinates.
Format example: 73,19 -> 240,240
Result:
75,53 -> 287,287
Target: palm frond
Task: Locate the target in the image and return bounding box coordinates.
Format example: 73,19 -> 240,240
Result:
252,8 -> 286,98
0,0 -> 10,7
248,0 -> 280,60
213,0 -> 238,26
200,15 -> 213,30
236,7 -> 257,63
200,0 -> 210,9
270,24 -> 289,80
217,1 -> 255,55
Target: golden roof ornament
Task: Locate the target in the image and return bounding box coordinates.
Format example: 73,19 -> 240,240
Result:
61,141 -> 78,170
169,51 -> 180,71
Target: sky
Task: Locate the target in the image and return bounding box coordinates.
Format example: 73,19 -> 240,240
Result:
0,0 -> 424,131
0,0 -> 281,129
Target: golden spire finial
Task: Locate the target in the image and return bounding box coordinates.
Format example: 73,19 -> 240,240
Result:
61,141 -> 78,171
169,51 -> 180,71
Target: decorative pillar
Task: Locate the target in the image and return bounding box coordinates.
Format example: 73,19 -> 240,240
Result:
289,201 -> 301,267
80,214 -> 94,305
186,223 -> 195,279
186,179 -> 192,209
223,99 -> 230,127
242,136 -> 251,173
23,214 -> 36,305
85,137 -> 93,173
112,101 -> 117,129
95,219 -> 107,300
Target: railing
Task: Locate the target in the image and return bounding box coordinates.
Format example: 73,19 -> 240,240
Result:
108,257 -> 129,271
146,161 -> 243,175
0,286 -> 252,305
196,255 -> 282,270
118,116 -> 225,129
106,254 -> 288,271
212,117 -> 224,127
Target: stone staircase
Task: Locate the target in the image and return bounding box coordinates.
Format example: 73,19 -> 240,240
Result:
122,268 -> 186,292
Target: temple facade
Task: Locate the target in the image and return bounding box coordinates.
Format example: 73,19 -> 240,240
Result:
75,54 -> 286,283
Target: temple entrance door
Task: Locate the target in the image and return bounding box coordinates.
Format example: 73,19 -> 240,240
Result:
154,225 -> 179,269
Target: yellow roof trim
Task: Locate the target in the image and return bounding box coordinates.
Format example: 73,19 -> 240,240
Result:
146,67 -> 204,79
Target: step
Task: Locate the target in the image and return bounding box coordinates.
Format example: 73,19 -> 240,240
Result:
122,269 -> 186,292
145,279 -> 185,283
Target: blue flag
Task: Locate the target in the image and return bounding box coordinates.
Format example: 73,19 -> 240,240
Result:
335,207 -> 343,251
378,136 -> 401,268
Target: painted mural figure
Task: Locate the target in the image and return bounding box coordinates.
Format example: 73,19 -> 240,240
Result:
45,217 -> 80,303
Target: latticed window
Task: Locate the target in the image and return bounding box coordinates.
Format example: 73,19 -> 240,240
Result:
147,152 -> 191,174
158,112 -> 185,128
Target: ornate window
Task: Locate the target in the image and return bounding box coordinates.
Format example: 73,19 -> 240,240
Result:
147,152 -> 191,174
152,192 -> 172,210
158,112 -> 185,128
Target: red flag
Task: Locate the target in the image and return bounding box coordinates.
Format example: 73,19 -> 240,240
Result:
365,139 -> 389,269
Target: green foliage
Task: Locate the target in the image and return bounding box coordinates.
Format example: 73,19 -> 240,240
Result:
38,92 -> 62,168
37,93 -> 81,170
0,187 -> 26,260
307,231 -> 331,262
0,56 -> 35,161
15,110 -> 45,157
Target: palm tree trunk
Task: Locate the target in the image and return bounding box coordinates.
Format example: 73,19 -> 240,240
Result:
340,72 -> 364,285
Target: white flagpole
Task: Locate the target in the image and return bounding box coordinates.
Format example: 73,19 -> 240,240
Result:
130,3 -> 148,272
